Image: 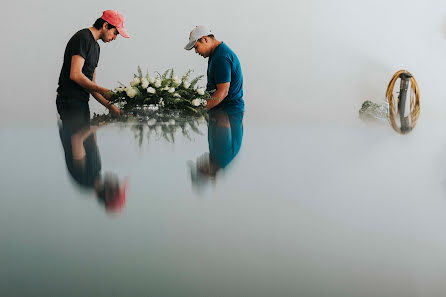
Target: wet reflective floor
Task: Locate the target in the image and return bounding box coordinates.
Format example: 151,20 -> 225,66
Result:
3,110 -> 446,296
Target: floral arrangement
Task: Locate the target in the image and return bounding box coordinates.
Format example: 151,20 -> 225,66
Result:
110,67 -> 212,115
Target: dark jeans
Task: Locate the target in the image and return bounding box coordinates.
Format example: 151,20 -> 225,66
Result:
56,96 -> 90,133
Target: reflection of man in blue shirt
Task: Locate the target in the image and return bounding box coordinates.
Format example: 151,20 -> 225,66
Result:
184,25 -> 244,112
191,105 -> 244,182
208,106 -> 244,171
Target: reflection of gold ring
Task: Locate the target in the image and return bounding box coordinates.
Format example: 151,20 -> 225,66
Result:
386,70 -> 420,133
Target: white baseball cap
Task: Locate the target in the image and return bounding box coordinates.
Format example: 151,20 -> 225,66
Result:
184,25 -> 212,50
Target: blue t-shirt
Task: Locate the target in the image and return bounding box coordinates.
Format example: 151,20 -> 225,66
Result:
207,42 -> 244,112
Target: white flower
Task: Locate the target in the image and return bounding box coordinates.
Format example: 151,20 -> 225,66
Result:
168,87 -> 175,93
148,104 -> 158,111
130,77 -> 141,87
147,87 -> 156,94
169,119 -> 176,125
183,82 -> 190,89
159,98 -> 165,107
154,79 -> 162,88
173,76 -> 181,85
148,77 -> 154,84
147,119 -> 157,126
126,87 -> 138,98
162,86 -> 169,91
201,99 -> 207,106
115,87 -> 124,92
173,93 -> 181,98
196,88 -> 205,96
141,78 -> 149,89
191,99 -> 201,106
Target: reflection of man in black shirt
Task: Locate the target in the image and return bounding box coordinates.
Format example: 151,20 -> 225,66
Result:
59,118 -> 102,188
190,105 -> 244,187
58,110 -> 127,212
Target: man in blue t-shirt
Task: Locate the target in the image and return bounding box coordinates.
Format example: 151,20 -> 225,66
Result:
184,26 -> 244,112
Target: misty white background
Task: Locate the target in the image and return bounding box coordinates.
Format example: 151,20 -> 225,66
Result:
2,0 -> 446,126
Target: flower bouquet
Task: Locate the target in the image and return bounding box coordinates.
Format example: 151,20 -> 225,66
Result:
110,67 -> 211,115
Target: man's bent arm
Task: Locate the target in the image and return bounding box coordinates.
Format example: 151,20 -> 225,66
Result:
91,69 -> 122,116
70,55 -> 111,96
206,82 -> 230,110
91,69 -> 111,106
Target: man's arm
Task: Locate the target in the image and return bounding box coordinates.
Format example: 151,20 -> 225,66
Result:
71,126 -> 98,161
206,82 -> 230,110
70,55 -> 112,98
91,69 -> 122,116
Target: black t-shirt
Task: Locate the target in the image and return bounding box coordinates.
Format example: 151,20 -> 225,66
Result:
57,28 -> 100,102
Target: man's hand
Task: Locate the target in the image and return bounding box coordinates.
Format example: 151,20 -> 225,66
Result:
108,104 -> 123,116
206,82 -> 230,110
102,90 -> 114,100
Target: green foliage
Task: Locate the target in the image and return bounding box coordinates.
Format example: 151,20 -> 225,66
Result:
181,70 -> 193,83
189,75 -> 203,89
162,69 -> 170,79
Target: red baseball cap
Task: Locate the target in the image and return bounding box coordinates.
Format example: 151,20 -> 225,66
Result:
105,177 -> 129,213
101,10 -> 130,38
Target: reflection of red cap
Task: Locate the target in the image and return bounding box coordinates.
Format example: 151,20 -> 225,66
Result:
101,10 -> 130,38
105,178 -> 128,212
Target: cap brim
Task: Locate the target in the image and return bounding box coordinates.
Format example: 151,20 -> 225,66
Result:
117,26 -> 130,38
184,39 -> 198,50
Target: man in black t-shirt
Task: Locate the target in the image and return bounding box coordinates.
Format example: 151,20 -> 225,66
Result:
57,10 -> 130,122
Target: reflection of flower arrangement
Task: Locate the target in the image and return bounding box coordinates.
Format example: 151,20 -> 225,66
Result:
92,107 -> 207,145
138,109 -> 206,143
111,67 -> 211,115
359,100 -> 389,123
